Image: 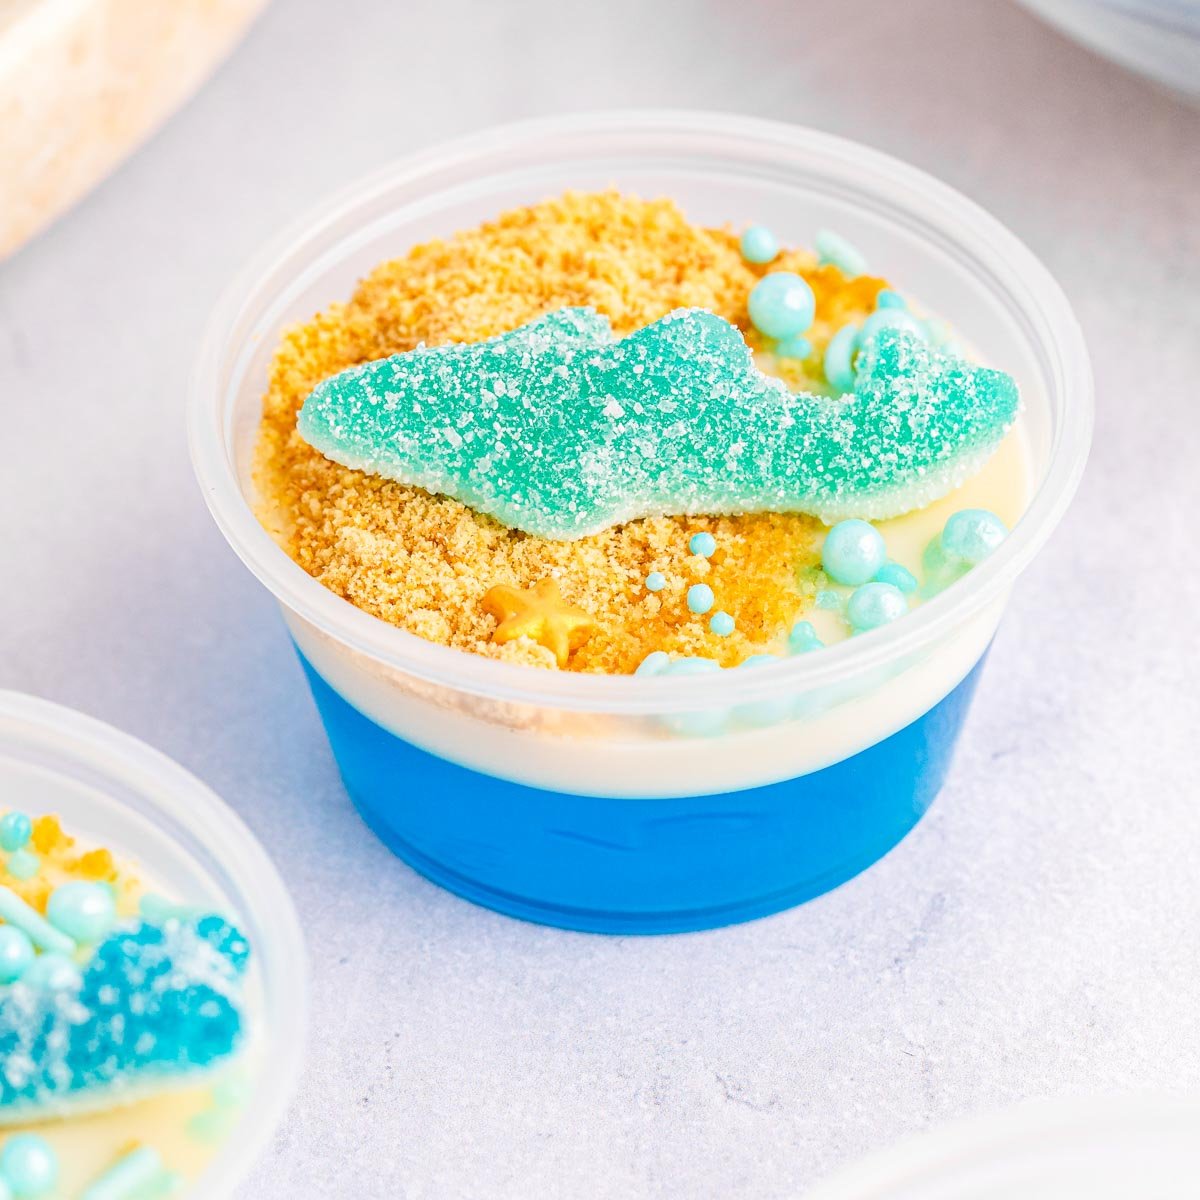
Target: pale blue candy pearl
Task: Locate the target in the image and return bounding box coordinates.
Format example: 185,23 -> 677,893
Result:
875,289 -> 906,310
709,611 -> 734,637
0,813 -> 31,853
748,272 -> 815,339
787,620 -> 824,654
689,532 -> 716,558
735,654 -> 793,727
687,584 -> 715,615
821,519 -> 887,586
659,657 -> 728,737
816,229 -> 867,277
4,851 -> 39,881
0,927 -> 34,983
46,881 -> 116,943
634,651 -> 671,677
740,225 -> 778,264
645,571 -> 666,592
941,509 -> 1008,564
0,1133 -> 58,1197
847,582 -> 908,632
823,322 -> 860,393
858,307 -> 928,346
775,334 -> 812,360
19,952 -> 82,992
874,561 -> 918,594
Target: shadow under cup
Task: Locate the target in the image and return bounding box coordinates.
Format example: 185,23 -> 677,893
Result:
190,113 -> 1092,934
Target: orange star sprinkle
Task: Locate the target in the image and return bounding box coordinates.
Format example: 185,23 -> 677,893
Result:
481,578 -> 598,668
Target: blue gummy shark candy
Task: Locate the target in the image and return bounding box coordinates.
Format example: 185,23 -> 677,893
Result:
0,915 -> 248,1121
297,306 -> 1020,540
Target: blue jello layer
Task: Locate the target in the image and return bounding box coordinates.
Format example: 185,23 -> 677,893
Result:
299,654 -> 986,934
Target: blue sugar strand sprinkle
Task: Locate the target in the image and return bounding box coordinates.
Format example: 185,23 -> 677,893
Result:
0,813 -> 32,853
816,230 -> 868,278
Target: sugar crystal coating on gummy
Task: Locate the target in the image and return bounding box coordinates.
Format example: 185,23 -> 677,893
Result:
298,306 -> 1020,540
0,915 -> 247,1120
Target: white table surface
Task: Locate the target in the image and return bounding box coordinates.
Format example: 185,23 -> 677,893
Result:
2,1 -> 1199,1196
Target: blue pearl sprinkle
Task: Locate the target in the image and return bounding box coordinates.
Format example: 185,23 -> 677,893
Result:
739,225 -> 778,264
858,307 -> 928,347
686,584 -> 715,615
689,532 -> 716,558
787,621 -> 824,654
0,927 -> 34,984
748,272 -> 816,340
847,582 -> 908,632
19,952 -> 83,992
874,561 -> 918,594
634,650 -> 671,677
823,322 -> 860,393
46,881 -> 116,943
709,611 -> 734,637
821,519 -> 887,586
875,288 -> 906,310
0,814 -> 31,854
940,509 -> 1008,564
775,334 -> 812,360
4,851 -> 40,881
0,1134 -> 59,1197
645,571 -> 666,592
815,229 -> 868,277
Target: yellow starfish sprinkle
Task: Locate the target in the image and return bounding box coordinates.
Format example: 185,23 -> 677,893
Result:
481,578 -> 598,668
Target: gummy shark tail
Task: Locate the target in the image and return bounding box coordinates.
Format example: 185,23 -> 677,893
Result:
296,307 -> 1021,540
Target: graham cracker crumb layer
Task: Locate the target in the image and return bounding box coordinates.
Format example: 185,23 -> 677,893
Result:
253,191 -> 884,674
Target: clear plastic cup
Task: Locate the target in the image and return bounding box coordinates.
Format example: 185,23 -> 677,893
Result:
805,1095 -> 1200,1199
0,690 -> 306,1197
189,111 -> 1092,934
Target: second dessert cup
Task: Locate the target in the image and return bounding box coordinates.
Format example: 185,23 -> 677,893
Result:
189,112 -> 1092,934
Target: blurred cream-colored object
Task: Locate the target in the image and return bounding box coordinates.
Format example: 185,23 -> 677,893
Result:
0,0 -> 267,258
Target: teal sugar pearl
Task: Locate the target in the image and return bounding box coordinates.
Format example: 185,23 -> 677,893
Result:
0,1134 -> 58,1198
740,225 -> 778,264
19,953 -> 82,992
847,582 -> 908,632
875,289 -> 906,310
4,851 -> 39,881
0,927 -> 34,984
941,509 -> 1008,564
815,229 -> 867,277
748,272 -> 815,340
689,532 -> 716,558
823,322 -> 860,393
645,571 -> 666,592
686,584 -> 715,615
874,561 -> 918,594
710,611 -> 734,637
821,519 -> 887,586
787,620 -> 824,654
46,881 -> 116,943
775,334 -> 812,360
634,650 -> 671,677
0,813 -> 31,853
859,307 -> 928,347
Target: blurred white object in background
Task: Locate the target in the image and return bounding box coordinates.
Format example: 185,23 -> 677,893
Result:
1019,0 -> 1200,99
0,0 -> 268,259
806,1096 -> 1200,1199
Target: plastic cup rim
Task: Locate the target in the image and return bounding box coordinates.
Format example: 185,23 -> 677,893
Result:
0,689 -> 307,1200
188,108 -> 1093,715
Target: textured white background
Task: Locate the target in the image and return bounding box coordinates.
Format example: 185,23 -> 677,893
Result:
2,1 -> 1199,1197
